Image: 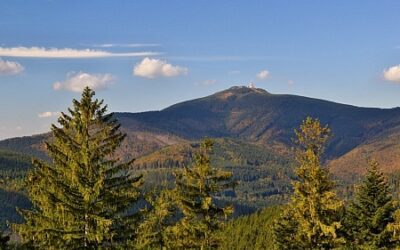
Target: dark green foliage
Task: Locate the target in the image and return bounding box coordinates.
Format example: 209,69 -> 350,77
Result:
343,160 -> 397,248
219,206 -> 281,250
0,188 -> 30,230
272,206 -> 301,250
14,87 -> 143,249
0,229 -> 10,250
0,150 -> 32,230
169,139 -> 235,249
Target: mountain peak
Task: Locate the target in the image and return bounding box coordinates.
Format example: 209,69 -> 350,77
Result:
213,86 -> 270,100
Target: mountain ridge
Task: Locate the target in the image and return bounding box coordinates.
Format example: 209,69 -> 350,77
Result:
2,86 -> 400,174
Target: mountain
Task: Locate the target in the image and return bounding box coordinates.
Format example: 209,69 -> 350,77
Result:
2,85 -> 400,168
115,86 -> 400,158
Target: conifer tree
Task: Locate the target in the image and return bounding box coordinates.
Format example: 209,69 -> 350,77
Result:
343,160 -> 396,248
14,87 -> 142,249
273,117 -> 343,249
272,205 -> 301,250
135,189 -> 176,249
169,139 -> 235,249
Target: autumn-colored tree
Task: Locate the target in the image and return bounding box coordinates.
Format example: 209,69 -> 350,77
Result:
273,117 -> 344,249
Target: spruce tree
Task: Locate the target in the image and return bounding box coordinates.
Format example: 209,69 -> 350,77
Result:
169,139 -> 235,249
273,117 -> 343,249
343,160 -> 396,248
135,189 -> 176,249
272,205 -> 301,250
14,87 -> 142,249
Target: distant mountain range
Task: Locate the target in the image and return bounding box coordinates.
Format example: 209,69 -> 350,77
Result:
2,86 -> 400,177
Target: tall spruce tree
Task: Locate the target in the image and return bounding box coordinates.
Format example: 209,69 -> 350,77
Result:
14,87 -> 142,249
273,117 -> 343,249
169,139 -> 235,249
343,160 -> 396,248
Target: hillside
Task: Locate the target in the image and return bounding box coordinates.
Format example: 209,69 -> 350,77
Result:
328,124 -> 400,183
3,86 -> 400,161
116,86 -> 400,159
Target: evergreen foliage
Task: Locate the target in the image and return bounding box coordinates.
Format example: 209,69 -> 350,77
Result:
272,205 -> 301,250
273,117 -> 344,249
169,138 -> 235,249
343,160 -> 397,248
219,206 -> 281,250
135,189 -> 176,249
0,229 -> 10,250
14,87 -> 142,249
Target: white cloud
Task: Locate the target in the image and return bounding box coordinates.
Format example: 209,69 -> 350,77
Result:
0,47 -> 159,58
256,70 -> 269,80
53,72 -> 115,92
0,58 -> 24,75
383,65 -> 400,82
94,43 -> 160,48
133,57 -> 188,79
38,111 -> 59,118
198,79 -> 217,86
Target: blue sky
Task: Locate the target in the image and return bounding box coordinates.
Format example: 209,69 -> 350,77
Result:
0,0 -> 400,139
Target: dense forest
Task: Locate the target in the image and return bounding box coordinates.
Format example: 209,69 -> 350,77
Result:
1,88 -> 400,249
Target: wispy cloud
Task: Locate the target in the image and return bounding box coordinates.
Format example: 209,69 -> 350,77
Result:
53,72 -> 115,92
133,57 -> 188,79
256,70 -> 269,80
198,79 -> 217,86
0,58 -> 24,75
0,47 -> 160,58
38,111 -> 59,118
383,65 -> 400,82
93,43 -> 160,48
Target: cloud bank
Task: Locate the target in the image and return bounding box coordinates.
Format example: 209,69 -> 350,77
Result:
0,47 -> 159,58
53,72 -> 115,92
0,58 -> 24,75
133,57 -> 188,79
383,65 -> 400,82
256,70 -> 269,80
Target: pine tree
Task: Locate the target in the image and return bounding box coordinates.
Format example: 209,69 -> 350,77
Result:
14,87 -> 142,249
273,117 -> 343,249
169,139 -> 235,249
135,189 -> 176,249
344,160 -> 396,248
